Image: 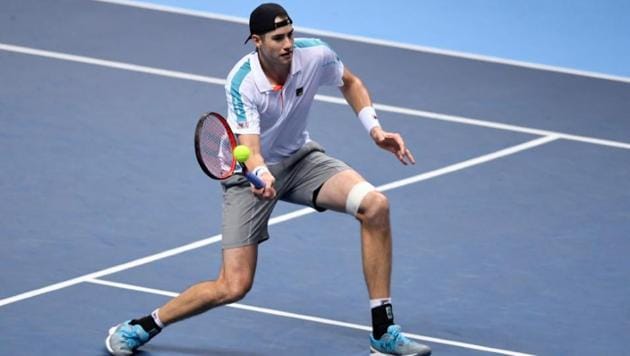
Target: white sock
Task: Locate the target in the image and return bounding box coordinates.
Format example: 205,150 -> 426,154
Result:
370,298 -> 392,309
151,308 -> 165,328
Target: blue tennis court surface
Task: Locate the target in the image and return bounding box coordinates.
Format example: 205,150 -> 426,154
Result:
1,1 -> 629,355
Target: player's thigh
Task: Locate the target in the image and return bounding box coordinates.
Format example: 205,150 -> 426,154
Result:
222,175 -> 277,248
315,169 -> 367,213
220,244 -> 258,291
278,148 -> 349,210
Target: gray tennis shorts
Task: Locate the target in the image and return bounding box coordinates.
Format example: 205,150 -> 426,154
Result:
220,141 -> 350,249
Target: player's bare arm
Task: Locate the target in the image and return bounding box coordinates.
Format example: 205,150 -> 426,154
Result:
339,68 -> 415,165
238,134 -> 277,199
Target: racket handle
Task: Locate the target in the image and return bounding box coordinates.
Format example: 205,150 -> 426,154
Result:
244,171 -> 265,189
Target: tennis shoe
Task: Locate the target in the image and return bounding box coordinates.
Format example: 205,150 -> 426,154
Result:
105,320 -> 159,355
370,325 -> 431,355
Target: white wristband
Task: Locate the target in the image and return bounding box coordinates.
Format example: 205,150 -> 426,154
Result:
252,165 -> 270,177
358,106 -> 381,134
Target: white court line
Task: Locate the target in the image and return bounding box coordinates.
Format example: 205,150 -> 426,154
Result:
316,96 -> 630,150
92,0 -> 630,84
0,136 -> 556,308
378,135 -> 559,192
86,278 -> 535,356
2,42 -> 629,151
0,43 -> 224,86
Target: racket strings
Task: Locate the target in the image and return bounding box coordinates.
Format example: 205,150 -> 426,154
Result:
199,118 -> 234,179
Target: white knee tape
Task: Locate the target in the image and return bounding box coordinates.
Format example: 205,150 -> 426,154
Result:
345,181 -> 376,216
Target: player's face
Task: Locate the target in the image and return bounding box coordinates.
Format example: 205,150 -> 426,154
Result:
255,18 -> 294,67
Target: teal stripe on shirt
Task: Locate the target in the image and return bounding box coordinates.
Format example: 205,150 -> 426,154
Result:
294,38 -> 329,48
230,59 -> 252,124
295,38 -> 339,63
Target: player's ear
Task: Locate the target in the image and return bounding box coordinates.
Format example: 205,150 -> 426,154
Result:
253,34 -> 263,48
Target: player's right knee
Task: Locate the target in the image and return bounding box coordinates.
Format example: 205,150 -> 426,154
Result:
214,275 -> 252,304
224,278 -> 253,303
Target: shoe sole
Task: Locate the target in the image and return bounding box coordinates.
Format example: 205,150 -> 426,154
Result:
370,345 -> 431,356
105,325 -> 133,355
105,326 -> 116,354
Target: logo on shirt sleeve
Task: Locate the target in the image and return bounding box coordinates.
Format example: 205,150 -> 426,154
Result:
296,87 -> 304,97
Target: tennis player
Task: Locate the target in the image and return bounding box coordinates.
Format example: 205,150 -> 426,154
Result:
106,3 -> 430,355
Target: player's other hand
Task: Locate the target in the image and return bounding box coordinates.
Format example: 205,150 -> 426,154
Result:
370,127 -> 416,165
252,171 -> 277,199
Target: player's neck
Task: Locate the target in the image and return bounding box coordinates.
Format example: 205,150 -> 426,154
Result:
258,53 -> 290,87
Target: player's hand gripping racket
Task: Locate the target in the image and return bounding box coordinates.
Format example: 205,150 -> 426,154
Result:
194,112 -> 265,189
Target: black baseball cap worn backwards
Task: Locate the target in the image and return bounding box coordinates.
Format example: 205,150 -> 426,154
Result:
245,3 -> 293,43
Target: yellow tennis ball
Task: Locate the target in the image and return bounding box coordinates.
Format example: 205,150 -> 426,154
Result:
233,145 -> 251,163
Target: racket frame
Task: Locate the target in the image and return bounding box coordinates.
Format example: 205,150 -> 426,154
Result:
194,112 -> 264,189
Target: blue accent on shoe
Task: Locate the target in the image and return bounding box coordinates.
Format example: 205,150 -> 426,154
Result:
105,320 -> 157,355
369,325 -> 432,355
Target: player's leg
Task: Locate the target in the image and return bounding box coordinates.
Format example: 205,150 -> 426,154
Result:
105,245 -> 258,355
156,171 -> 274,324
316,169 -> 431,355
106,173 -> 273,355
158,245 -> 258,324
275,144 -> 392,300
315,169 -> 392,299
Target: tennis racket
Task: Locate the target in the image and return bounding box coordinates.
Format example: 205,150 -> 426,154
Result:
194,112 -> 265,189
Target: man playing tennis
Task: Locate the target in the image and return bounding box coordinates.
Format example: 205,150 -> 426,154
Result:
106,3 -> 430,355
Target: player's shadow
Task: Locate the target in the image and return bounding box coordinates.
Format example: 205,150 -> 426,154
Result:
136,343 -> 264,355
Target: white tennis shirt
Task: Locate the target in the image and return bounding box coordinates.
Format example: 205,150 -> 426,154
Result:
225,38 -> 345,164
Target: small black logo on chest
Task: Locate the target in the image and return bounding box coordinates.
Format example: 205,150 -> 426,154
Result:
296,87 -> 304,96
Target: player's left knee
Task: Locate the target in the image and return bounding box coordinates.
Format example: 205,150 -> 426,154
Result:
345,181 -> 390,223
345,181 -> 376,216
359,191 -> 390,223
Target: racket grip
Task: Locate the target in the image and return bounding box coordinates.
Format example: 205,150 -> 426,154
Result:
244,171 -> 265,189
